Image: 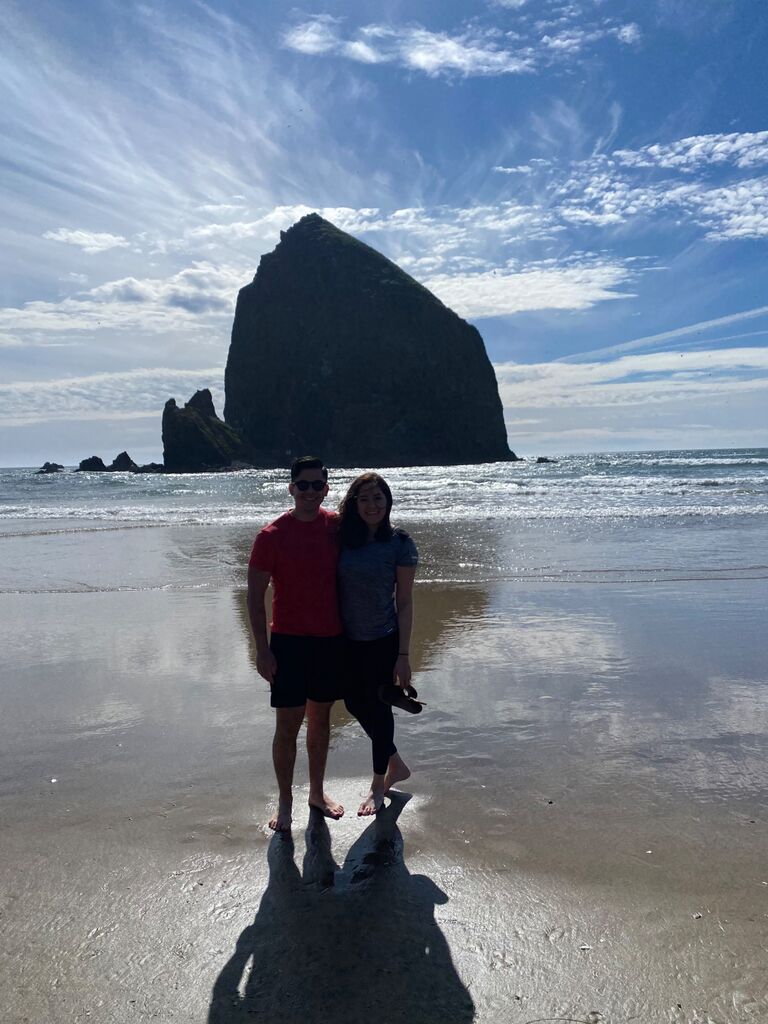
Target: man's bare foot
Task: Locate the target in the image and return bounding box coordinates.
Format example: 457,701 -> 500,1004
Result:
383,754 -> 411,793
268,800 -> 293,832
358,785 -> 386,817
308,793 -> 344,819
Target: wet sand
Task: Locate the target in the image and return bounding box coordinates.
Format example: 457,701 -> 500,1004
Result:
1,524 -> 767,1023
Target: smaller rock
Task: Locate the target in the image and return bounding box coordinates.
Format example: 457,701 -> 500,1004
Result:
134,462 -> 165,474
536,456 -> 558,464
35,462 -> 64,474
77,456 -> 108,472
109,451 -> 139,472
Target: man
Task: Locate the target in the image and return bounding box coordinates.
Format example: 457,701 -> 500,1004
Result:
247,456 -> 345,831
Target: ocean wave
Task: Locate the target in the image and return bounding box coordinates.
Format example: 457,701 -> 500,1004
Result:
2,504 -> 768,528
2,449 -> 767,527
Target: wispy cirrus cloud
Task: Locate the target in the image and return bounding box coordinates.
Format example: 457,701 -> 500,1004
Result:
0,367 -> 225,426
43,229 -> 130,254
561,306 -> 768,362
496,347 -> 768,410
7,122 -> 767,356
12,142 -> 768,350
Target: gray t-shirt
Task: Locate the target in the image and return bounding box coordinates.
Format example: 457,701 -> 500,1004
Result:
337,530 -> 419,642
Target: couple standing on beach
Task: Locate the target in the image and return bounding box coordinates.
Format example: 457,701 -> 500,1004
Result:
246,456 -> 419,830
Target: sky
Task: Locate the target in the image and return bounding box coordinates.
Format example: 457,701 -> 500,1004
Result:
1,0 -> 767,465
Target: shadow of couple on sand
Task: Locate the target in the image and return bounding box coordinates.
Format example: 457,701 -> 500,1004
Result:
208,794 -> 475,1024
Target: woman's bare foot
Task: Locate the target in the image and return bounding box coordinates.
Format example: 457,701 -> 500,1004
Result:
358,782 -> 386,817
383,753 -> 411,793
268,799 -> 293,832
308,792 -> 344,819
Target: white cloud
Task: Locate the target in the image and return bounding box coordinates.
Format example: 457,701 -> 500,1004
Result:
0,263 -> 245,344
281,15 -> 341,55
493,164 -> 533,174
398,28 -> 532,76
496,347 -> 768,409
614,131 -> 768,172
541,28 -> 601,53
282,14 -> 650,77
554,161 -> 768,239
616,23 -> 642,45
281,11 -> 642,78
88,263 -> 239,314
43,229 -> 130,254
0,367 -> 225,425
683,177 -> 768,240
425,258 -> 634,318
341,40 -> 385,64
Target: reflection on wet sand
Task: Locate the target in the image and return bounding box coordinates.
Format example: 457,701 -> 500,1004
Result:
208,797 -> 474,1024
228,538 -> 493,677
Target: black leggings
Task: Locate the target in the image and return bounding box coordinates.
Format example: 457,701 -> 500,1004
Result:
344,632 -> 399,776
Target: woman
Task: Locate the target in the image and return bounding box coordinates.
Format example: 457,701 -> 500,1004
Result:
337,472 -> 419,816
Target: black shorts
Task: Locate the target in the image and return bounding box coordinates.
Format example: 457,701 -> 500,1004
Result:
269,633 -> 346,709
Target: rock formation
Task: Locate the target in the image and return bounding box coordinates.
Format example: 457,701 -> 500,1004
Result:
78,456 -> 108,472
109,451 -> 139,472
162,389 -> 251,473
225,213 -> 516,467
36,462 -> 63,474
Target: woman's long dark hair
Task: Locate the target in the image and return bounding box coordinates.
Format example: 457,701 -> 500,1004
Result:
338,472 -> 394,548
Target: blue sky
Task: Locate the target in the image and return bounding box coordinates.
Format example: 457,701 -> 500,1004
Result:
1,0 -> 767,464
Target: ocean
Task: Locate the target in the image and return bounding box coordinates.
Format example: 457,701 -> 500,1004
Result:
2,447 -> 767,592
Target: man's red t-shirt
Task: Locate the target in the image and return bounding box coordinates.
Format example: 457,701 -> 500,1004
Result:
248,508 -> 342,637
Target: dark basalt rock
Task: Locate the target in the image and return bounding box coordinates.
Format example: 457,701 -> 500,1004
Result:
536,456 -> 557,464
225,213 -> 517,467
134,462 -> 165,474
36,462 -> 64,474
78,456 -> 108,472
109,451 -> 139,472
162,389 -> 252,473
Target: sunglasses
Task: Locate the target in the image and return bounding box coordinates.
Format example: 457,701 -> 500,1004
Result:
293,479 -> 326,492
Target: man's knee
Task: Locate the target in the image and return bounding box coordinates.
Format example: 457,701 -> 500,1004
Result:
274,707 -> 305,740
305,700 -> 333,726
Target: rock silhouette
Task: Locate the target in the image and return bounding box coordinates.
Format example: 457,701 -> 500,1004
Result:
225,213 -> 516,467
77,455 -> 108,472
162,389 -> 251,473
109,451 -> 138,472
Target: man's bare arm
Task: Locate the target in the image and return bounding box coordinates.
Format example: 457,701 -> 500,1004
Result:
247,566 -> 277,684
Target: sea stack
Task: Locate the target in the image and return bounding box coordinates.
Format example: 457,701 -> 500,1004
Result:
162,389 -> 251,472
224,213 -> 516,467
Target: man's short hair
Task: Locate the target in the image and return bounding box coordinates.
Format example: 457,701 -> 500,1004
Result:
290,455 -> 327,481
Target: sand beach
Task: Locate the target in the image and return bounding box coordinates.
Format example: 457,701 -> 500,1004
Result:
1,457 -> 767,1023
